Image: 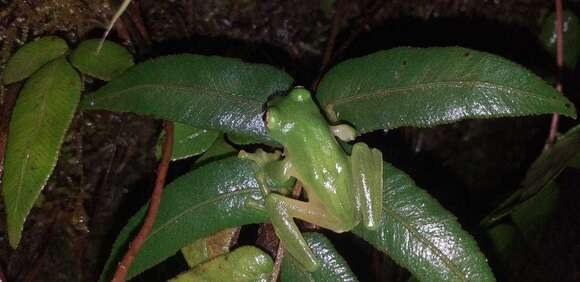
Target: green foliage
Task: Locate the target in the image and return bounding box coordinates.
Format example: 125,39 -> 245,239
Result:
483,124 -> 580,225
2,58 -> 81,248
540,10 -> 580,68
317,47 -> 575,133
353,162 -> 495,282
3,36 -> 69,84
81,54 -> 294,143
70,39 -> 134,81
170,246 -> 273,282
4,41 -> 569,281
98,157 -> 268,281
158,123 -> 220,161
510,182 -> 559,237
281,232 -> 359,282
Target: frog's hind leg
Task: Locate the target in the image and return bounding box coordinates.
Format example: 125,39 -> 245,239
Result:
265,194 -> 344,272
351,142 -> 383,230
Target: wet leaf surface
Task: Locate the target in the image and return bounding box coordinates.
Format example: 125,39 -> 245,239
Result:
81,54 -> 293,143
99,157 -> 268,281
317,47 -> 575,133
353,162 -> 495,282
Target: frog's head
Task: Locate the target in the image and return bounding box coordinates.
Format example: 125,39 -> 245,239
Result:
264,86 -> 320,140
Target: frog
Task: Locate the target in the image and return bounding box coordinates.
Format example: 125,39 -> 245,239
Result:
240,86 -> 384,272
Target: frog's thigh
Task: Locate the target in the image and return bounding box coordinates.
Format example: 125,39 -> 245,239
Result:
351,142 -> 384,230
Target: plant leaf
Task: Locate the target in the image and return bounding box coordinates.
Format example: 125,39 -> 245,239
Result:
3,36 -> 69,84
99,157 -> 268,281
180,228 -> 239,268
281,232 -> 359,282
69,39 -> 134,81
317,47 -> 576,133
510,182 -> 559,237
81,54 -> 293,143
482,124 -> 580,225
170,246 -> 273,282
194,134 -> 237,166
353,162 -> 495,282
157,123 -> 220,161
2,57 -> 81,248
540,10 -> 580,69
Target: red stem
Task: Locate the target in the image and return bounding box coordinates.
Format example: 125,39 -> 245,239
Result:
111,121 -> 174,282
546,0 -> 564,150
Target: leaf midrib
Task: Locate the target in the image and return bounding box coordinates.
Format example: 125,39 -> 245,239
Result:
143,188 -> 260,244
381,192 -> 469,281
11,68 -> 55,218
328,80 -> 554,108
89,84 -> 265,109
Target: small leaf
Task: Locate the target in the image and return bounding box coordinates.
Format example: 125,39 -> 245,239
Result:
511,182 -> 559,237
99,157 -> 268,281
170,246 -> 273,282
317,47 -> 576,133
539,10 -> 580,69
3,36 -> 69,84
181,228 -> 239,268
281,232 -> 359,282
194,135 -> 237,166
81,54 -> 293,143
483,124 -> 580,225
2,57 -> 81,248
353,162 -> 495,282
69,39 -> 134,81
484,223 -> 519,264
157,123 -> 220,161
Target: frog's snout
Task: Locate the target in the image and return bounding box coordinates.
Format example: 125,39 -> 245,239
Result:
289,87 -> 312,102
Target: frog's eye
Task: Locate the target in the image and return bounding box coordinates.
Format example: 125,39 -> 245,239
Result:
264,108 -> 281,129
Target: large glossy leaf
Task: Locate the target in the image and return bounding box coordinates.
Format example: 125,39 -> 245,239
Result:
3,36 -> 69,84
353,162 -> 494,282
99,157 -> 268,281
81,54 -> 293,143
482,124 -> 580,225
70,39 -> 134,81
2,58 -> 81,248
170,246 -> 273,282
281,232 -> 358,282
540,10 -> 580,69
317,47 -> 576,133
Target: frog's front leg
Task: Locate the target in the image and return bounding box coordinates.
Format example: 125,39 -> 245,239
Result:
266,193 -> 350,272
351,142 -> 384,230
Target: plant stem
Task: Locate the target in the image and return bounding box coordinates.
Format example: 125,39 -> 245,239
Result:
545,0 -> 564,150
111,121 -> 174,282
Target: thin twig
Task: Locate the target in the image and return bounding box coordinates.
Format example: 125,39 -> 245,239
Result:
269,181 -> 303,282
545,0 -> 564,150
111,121 -> 174,282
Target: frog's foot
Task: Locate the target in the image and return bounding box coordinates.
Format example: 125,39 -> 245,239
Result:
239,149 -> 294,195
330,124 -> 358,142
265,194 -> 348,272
